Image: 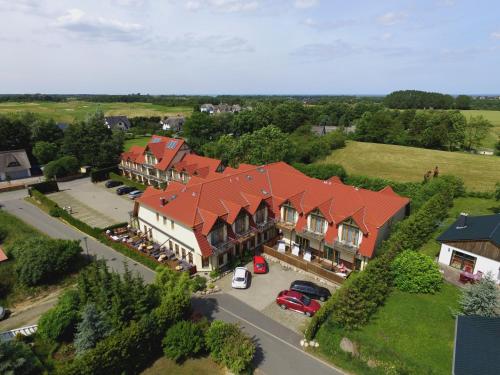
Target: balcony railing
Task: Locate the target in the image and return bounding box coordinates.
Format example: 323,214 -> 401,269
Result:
255,218 -> 276,232
233,227 -> 256,241
333,240 -> 358,255
210,239 -> 234,254
299,226 -> 325,241
276,220 -> 295,231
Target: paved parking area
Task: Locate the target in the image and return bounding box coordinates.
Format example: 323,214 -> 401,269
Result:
47,178 -> 134,228
216,259 -> 338,334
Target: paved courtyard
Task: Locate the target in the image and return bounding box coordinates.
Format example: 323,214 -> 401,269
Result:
216,259 -> 338,334
47,178 -> 134,228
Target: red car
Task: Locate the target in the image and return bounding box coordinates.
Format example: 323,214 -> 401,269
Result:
253,255 -> 267,274
276,290 -> 321,317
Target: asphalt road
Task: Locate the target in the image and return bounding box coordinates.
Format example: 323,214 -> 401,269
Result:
0,191 -> 343,375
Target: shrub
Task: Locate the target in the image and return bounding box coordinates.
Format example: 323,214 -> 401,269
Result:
90,166 -> 118,183
162,320 -> 205,362
28,180 -> 59,194
460,273 -> 499,317
205,321 -> 255,374
74,303 -> 112,355
0,264 -> 15,299
9,238 -> 82,286
0,226 -> 7,243
392,251 -> 442,293
0,340 -> 43,375
44,156 -> 79,179
38,290 -> 81,342
495,182 -> 500,201
293,163 -> 347,180
190,275 -> 207,292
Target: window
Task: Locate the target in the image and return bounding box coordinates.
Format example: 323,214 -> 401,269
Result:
170,220 -> 174,229
168,240 -> 173,250
283,205 -> 296,223
163,216 -> 166,225
255,207 -> 266,224
450,250 -> 476,271
211,223 -> 225,245
218,253 -> 224,266
202,257 -> 209,268
181,248 -> 186,259
156,213 -> 159,222
188,252 -> 193,264
175,244 -> 179,256
341,221 -> 360,246
310,213 -> 325,233
235,213 -> 247,234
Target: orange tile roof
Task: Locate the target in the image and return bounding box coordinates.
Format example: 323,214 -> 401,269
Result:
137,161 -> 410,258
173,154 -> 221,177
0,247 -> 8,262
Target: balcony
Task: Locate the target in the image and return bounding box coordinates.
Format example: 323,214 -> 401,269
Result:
299,226 -> 325,242
210,239 -> 234,254
276,220 -> 295,231
332,240 -> 358,255
255,218 -> 276,232
233,227 -> 257,242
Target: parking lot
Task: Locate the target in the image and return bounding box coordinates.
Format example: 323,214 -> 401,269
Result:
47,178 -> 134,228
216,257 -> 338,334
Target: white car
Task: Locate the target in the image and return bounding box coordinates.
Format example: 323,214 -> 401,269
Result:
231,267 -> 250,289
128,190 -> 143,199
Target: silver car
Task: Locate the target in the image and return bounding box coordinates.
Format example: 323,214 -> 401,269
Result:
128,190 -> 143,199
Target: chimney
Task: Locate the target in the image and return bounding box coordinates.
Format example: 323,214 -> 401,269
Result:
160,197 -> 166,207
456,213 -> 468,229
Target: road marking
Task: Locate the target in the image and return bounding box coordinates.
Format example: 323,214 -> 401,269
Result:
212,299 -> 346,375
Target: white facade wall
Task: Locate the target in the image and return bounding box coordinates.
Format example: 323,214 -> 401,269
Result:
438,244 -> 500,283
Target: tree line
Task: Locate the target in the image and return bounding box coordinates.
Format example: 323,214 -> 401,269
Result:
384,90 -> 472,109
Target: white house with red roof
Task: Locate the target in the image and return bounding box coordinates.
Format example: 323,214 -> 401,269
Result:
132,162 -> 410,273
119,135 -> 224,186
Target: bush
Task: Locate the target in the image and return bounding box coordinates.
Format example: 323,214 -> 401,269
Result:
28,180 -> 59,194
460,274 -> 499,317
44,156 -> 80,179
205,321 -> 255,374
496,183 -> 500,201
0,340 -> 43,375
0,264 -> 15,299
90,166 -> 118,183
74,303 -> 112,355
293,163 -> 347,180
162,320 -> 205,362
38,290 -> 81,342
9,237 -> 82,286
392,251 -> 442,293
0,227 -> 6,243
190,275 -> 207,292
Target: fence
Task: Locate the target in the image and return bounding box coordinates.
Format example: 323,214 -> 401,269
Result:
262,245 -> 346,285
0,325 -> 38,342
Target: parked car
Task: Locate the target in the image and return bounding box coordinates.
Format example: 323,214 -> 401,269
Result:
289,280 -> 331,302
231,267 -> 250,289
105,180 -> 123,188
0,306 -> 6,320
253,255 -> 267,274
128,190 -> 143,199
116,186 -> 135,195
276,290 -> 320,317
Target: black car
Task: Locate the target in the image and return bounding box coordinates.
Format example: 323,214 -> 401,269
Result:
105,180 -> 123,188
290,280 -> 331,302
116,186 -> 135,195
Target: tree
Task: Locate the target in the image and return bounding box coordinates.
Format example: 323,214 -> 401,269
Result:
30,118 -> 64,144
0,114 -> 32,152
162,320 -> 205,362
463,115 -> 493,151
495,137 -> 500,156
392,251 -> 443,293
38,290 -> 81,342
183,111 -> 216,152
0,340 -> 43,375
43,155 -> 80,179
272,101 -> 307,133
74,303 -> 112,355
495,183 -> 500,201
460,274 -> 499,317
238,125 -> 289,165
9,238 -> 82,286
455,95 -> 471,110
32,141 -> 59,164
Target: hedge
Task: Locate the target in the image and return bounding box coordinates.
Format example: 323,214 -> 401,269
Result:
28,180 -> 59,194
90,166 -> 118,183
109,172 -> 148,191
30,189 -> 160,271
306,181 -> 457,339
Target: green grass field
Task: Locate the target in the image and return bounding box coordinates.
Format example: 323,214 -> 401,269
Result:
0,101 -> 192,123
322,141 -> 500,191
141,356 -> 223,375
419,196 -> 499,257
460,109 -> 500,149
124,136 -> 151,151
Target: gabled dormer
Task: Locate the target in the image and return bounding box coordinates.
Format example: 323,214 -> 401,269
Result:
307,209 -> 327,234
338,218 -> 362,248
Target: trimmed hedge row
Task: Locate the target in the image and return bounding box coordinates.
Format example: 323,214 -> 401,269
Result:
30,189 -> 160,271
306,182 -> 457,339
90,166 -> 118,183
28,180 -> 59,194
109,172 -> 148,191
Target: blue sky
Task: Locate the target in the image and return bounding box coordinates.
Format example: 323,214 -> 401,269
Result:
1,0 -> 499,94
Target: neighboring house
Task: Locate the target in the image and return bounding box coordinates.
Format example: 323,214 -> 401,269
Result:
104,116 -> 131,131
160,115 -> 185,132
453,315 -> 500,375
311,125 -> 356,136
437,213 -> 500,283
200,104 -> 214,114
57,123 -> 69,132
119,135 -> 224,187
0,149 -> 32,181
200,103 -> 242,115
133,162 -> 409,272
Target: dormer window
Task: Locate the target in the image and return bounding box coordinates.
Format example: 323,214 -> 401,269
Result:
235,212 -> 248,234
282,203 -> 296,223
210,222 -> 225,245
309,210 -> 325,234
341,219 -> 360,246
255,205 -> 266,224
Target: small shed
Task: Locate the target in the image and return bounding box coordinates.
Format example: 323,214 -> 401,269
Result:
0,247 -> 8,263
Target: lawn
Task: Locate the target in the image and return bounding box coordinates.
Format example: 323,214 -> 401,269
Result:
0,101 -> 193,123
124,136 -> 151,151
460,109 -> 500,149
419,196 -> 500,257
322,141 -> 500,191
316,283 -> 460,375
141,356 -> 223,375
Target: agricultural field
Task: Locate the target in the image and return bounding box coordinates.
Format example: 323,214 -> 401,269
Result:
322,141 -> 500,191
0,101 -> 193,123
460,109 -> 500,149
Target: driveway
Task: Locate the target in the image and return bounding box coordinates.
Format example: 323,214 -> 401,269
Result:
47,178 -> 135,228
216,260 -> 338,334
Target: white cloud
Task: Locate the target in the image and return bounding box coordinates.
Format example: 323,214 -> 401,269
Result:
491,31 -> 500,40
303,17 -> 356,30
377,11 -> 407,26
291,40 -> 354,61
153,33 -> 254,54
54,9 -> 146,42
185,0 -> 259,13
294,0 -> 318,9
